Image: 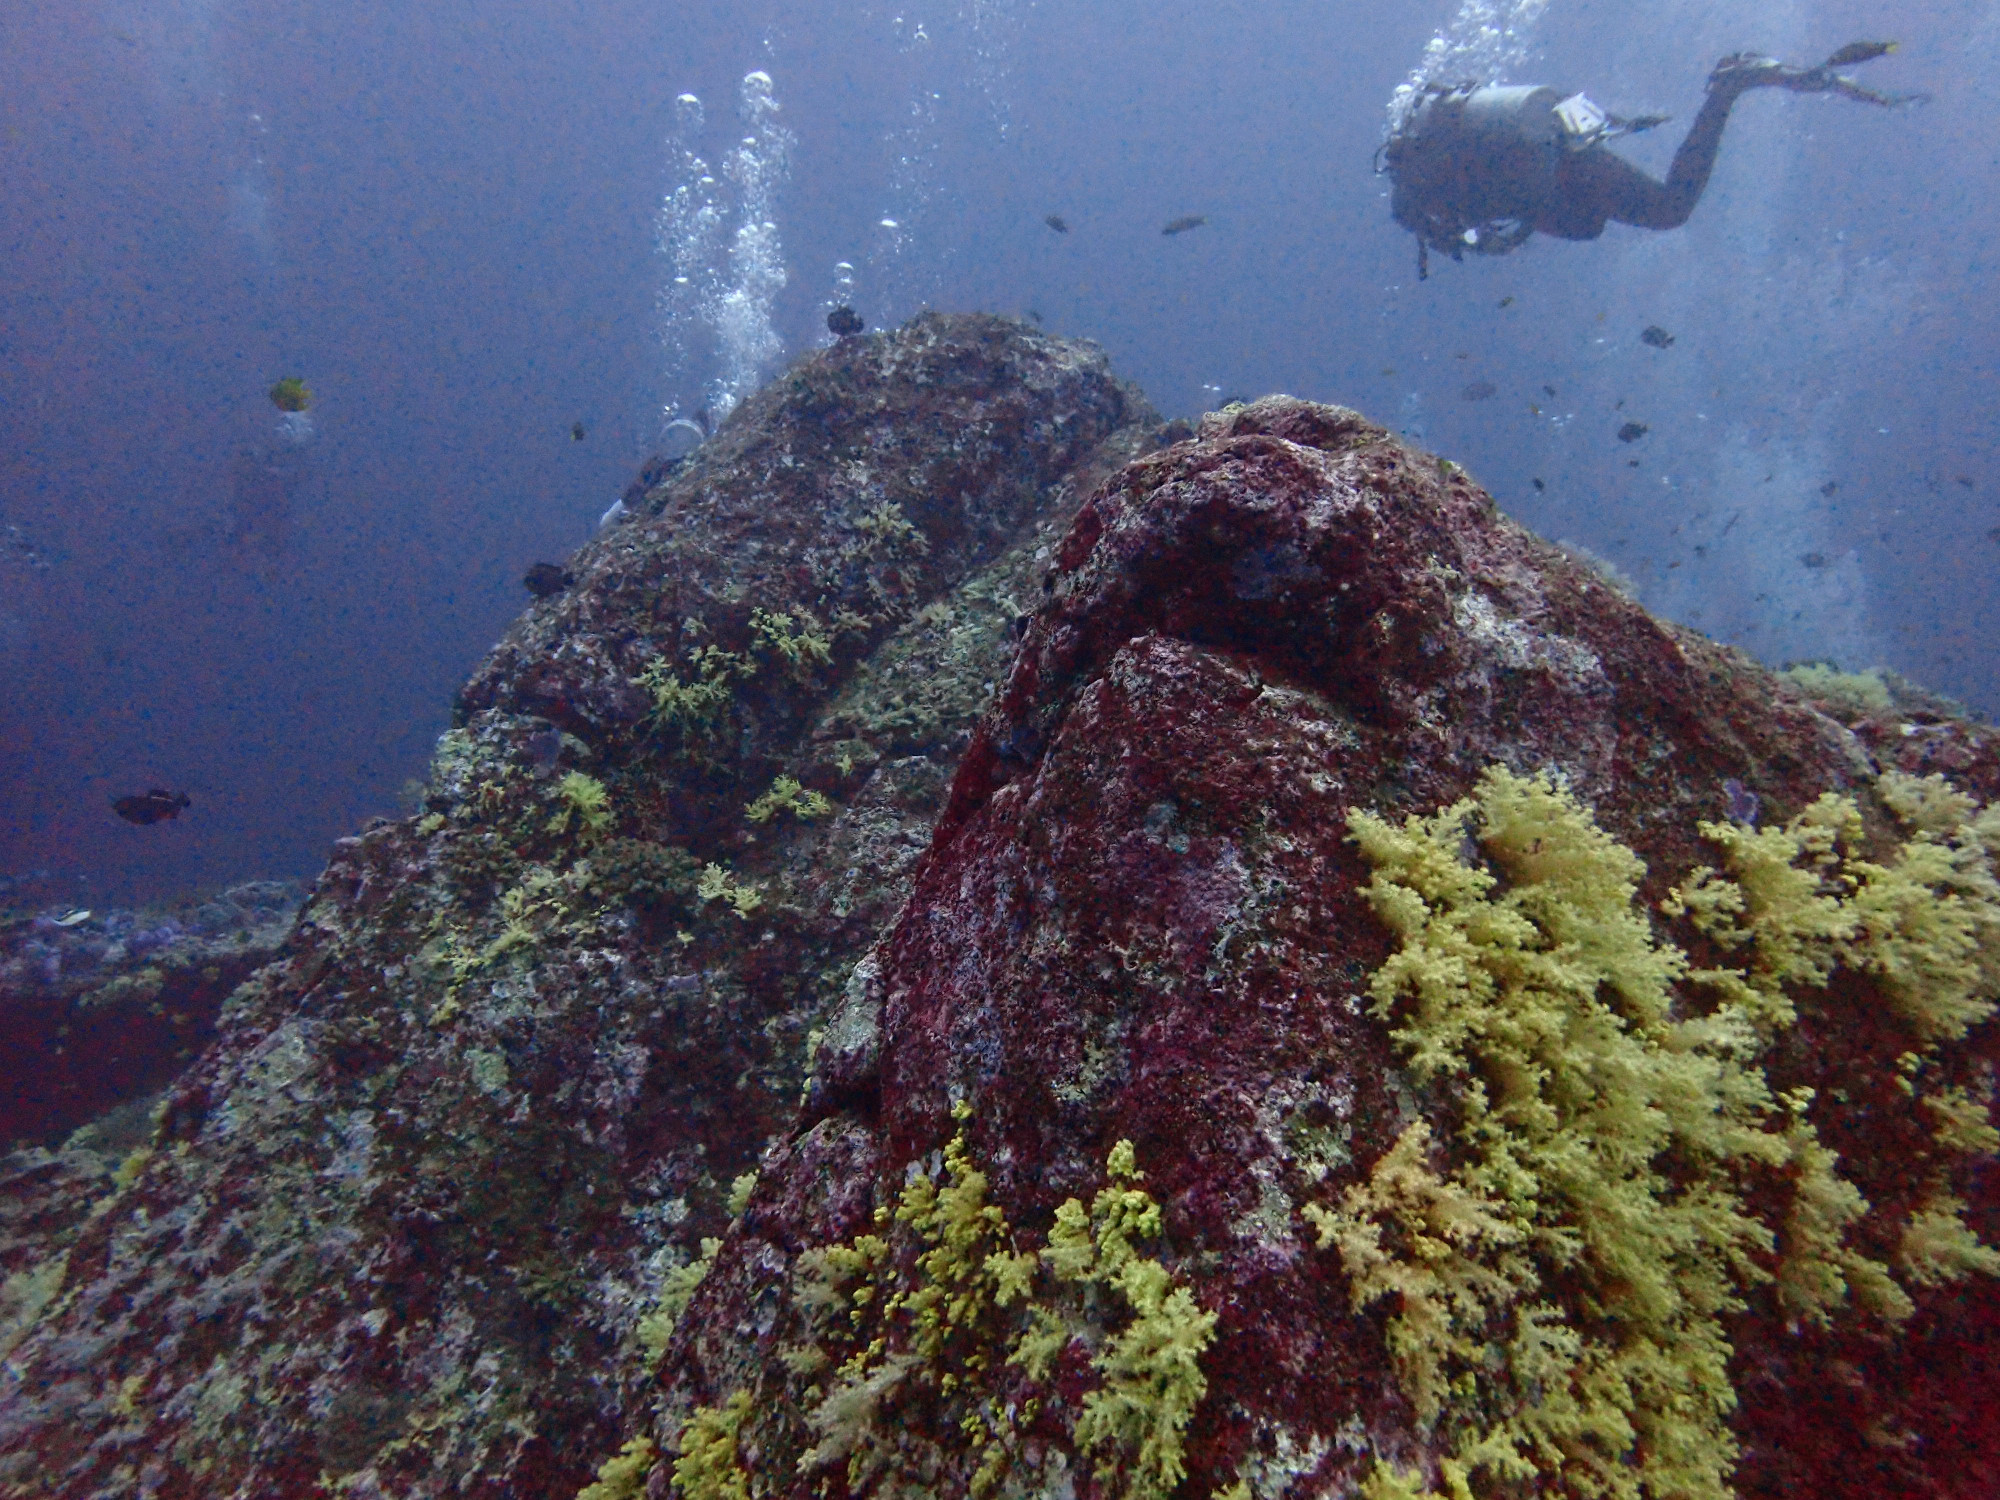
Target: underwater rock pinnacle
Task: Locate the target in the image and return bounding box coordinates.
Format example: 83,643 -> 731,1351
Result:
2,320 -> 1994,1500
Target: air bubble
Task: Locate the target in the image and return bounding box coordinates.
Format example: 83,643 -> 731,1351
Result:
655,70 -> 794,431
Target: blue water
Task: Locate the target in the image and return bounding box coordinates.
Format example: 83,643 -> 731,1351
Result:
2,0 -> 1992,904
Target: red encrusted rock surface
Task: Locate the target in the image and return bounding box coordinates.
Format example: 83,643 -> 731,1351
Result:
0,880 -> 302,1145
661,397 -> 2000,1500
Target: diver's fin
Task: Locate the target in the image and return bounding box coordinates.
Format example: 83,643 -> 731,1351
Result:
1818,72 -> 1929,108
1805,40 -> 1925,106
1823,41 -> 1896,70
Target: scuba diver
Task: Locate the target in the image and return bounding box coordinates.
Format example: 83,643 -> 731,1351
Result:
1382,43 -> 1920,277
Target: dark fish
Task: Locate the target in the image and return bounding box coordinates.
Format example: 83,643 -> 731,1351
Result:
1497,296 -> 1515,308
1819,480 -> 1838,496
1957,476 -> 1974,489
1460,380 -> 1497,402
1543,384 -> 1558,397
1640,325 -> 1675,348
571,421 -> 587,442
1044,214 -> 1069,233
1026,309 -> 1043,324
1531,478 -> 1546,492
268,376 -> 312,412
1617,422 -> 1649,443
112,788 -> 190,826
1824,41 -> 1895,69
1801,552 -> 1829,569
1161,215 -> 1207,236
523,562 -> 574,598
826,305 -> 864,338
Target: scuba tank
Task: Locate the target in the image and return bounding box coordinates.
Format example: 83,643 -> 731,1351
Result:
1382,83 -> 1625,276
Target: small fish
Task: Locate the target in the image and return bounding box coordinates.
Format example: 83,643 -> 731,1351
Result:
1617,421 -> 1649,443
1824,40 -> 1896,69
1531,478 -> 1546,492
1819,480 -> 1838,496
663,415 -> 708,444
523,562 -> 574,598
1723,778 -> 1760,825
268,376 -> 312,413
571,421 -> 587,442
1460,380 -> 1497,402
1801,552 -> 1829,569
826,305 -> 864,337
51,909 -> 93,927
1160,215 -> 1207,236
1026,309 -> 1043,324
1380,367 -> 1397,378
1497,296 -> 1515,308
1044,214 -> 1069,233
1543,384 -> 1557,398
1627,458 -> 1641,467
112,788 -> 191,825
1640,325 -> 1675,348
1957,476 -> 1974,489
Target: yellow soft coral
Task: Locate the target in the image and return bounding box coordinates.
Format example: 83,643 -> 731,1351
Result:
1342,767 -> 1779,1500
790,1122 -> 1213,1500
1334,765 -> 2000,1500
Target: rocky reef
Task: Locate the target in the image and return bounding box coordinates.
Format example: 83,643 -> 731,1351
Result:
0,315 -> 1994,1500
0,879 -> 302,1145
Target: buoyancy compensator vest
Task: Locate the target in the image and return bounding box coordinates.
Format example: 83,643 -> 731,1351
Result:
1381,83 -> 1618,276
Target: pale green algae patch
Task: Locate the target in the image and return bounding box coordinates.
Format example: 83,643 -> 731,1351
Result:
640,1115 -> 1219,1500
1326,766 -> 2000,1500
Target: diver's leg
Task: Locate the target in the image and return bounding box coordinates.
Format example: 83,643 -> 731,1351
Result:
1581,49 -> 1913,234
1595,80 -> 1746,231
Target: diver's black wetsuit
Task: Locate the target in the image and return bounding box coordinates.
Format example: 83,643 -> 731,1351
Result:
1385,48 -> 1914,273
1539,76 -> 1747,237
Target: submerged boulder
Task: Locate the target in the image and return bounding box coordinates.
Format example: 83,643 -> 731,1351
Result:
0,323 -> 1994,1500
651,397 -> 2000,1500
